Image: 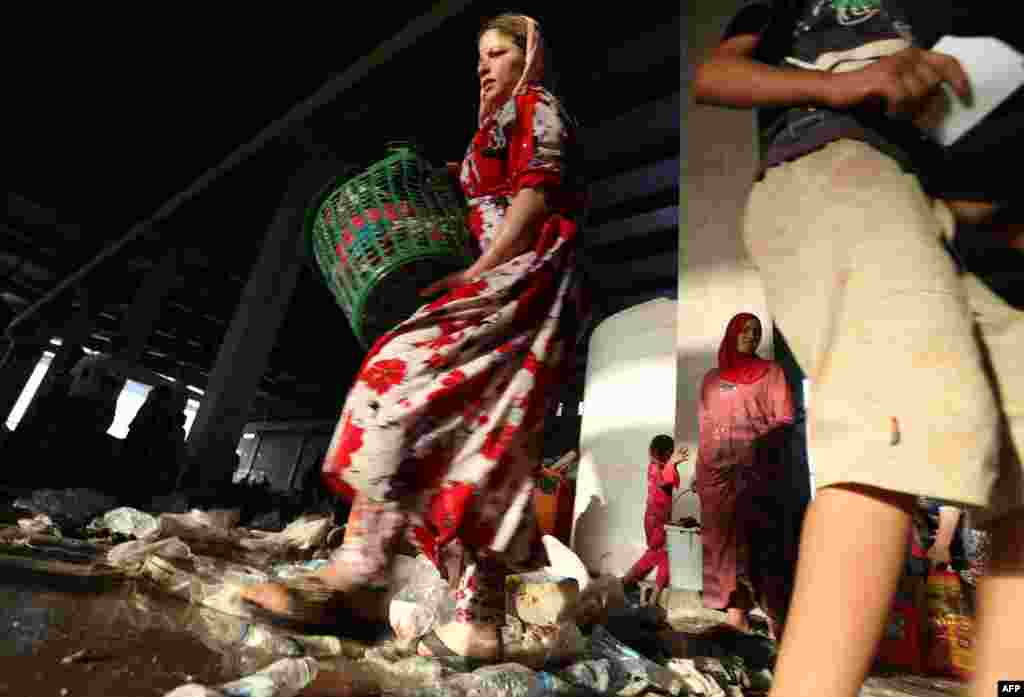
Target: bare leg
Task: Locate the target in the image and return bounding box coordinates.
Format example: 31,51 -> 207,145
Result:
768,484 -> 914,697
970,511 -> 1024,697
240,495 -> 404,623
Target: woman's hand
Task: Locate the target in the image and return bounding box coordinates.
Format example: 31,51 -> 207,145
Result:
419,264 -> 481,298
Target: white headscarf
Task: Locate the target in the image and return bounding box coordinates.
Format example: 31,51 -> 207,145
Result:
478,14 -> 545,126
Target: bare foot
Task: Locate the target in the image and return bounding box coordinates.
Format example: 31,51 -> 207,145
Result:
239,582 -> 295,614
239,561 -> 389,625
418,621 -> 501,660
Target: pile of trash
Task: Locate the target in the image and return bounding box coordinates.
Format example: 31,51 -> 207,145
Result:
0,489 -> 778,697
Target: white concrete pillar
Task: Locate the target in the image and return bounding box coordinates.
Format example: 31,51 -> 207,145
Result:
678,0 -> 773,523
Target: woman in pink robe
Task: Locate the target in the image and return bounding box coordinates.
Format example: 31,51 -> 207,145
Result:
696,313 -> 795,636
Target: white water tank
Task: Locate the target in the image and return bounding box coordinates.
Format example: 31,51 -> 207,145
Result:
571,298 -> 697,580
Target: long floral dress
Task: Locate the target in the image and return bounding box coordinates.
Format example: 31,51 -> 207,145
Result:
696,362 -> 795,620
320,84 -> 587,623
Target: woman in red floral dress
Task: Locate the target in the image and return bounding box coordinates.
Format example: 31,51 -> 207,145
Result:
242,13 -> 587,660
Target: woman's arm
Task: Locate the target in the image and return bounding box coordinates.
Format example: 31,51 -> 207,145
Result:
419,188 -> 548,297
467,187 -> 549,276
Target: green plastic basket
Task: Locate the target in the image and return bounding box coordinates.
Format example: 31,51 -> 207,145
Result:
305,143 -> 476,348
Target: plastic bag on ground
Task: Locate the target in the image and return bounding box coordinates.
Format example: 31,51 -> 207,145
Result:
237,514 -> 334,554
153,510 -> 240,544
88,507 -> 161,538
589,624 -> 685,696
108,537 -> 192,569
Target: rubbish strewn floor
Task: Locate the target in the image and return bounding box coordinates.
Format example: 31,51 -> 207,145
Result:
0,580 -> 233,697
0,491 -> 971,697
0,576 -> 968,697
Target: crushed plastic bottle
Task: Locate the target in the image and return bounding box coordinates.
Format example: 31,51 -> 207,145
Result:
426,663 -> 585,697
162,657 -> 318,697
388,555 -> 453,649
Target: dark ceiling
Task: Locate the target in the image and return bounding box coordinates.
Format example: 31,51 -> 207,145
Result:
4,3 -> 683,419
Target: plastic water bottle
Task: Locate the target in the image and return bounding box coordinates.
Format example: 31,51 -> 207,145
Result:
428,663 -> 587,697
162,657 -> 318,697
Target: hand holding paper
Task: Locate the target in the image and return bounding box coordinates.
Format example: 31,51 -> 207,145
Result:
925,36 -> 1024,146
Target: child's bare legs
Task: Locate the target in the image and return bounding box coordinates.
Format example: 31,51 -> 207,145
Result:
970,511 -> 1024,697
768,483 -> 914,697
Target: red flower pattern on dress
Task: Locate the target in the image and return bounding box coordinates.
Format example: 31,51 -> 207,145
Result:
426,279 -> 489,311
333,412 -> 364,468
482,425 -> 518,461
425,353 -> 448,370
415,332 -> 458,351
425,369 -> 467,403
322,412 -> 365,500
428,481 -> 475,547
360,358 -> 407,395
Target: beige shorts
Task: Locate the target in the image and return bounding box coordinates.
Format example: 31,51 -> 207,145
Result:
744,139 -> 1024,527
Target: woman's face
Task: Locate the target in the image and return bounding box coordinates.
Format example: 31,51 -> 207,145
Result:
736,318 -> 762,355
478,29 -> 526,105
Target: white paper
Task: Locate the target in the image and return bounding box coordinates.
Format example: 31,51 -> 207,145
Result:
928,36 -> 1024,146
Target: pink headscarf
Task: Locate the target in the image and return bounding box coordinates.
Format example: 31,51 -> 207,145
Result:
717,313 -> 772,385
478,14 -> 545,126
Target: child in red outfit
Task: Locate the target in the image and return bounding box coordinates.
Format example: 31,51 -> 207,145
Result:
623,435 -> 690,597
